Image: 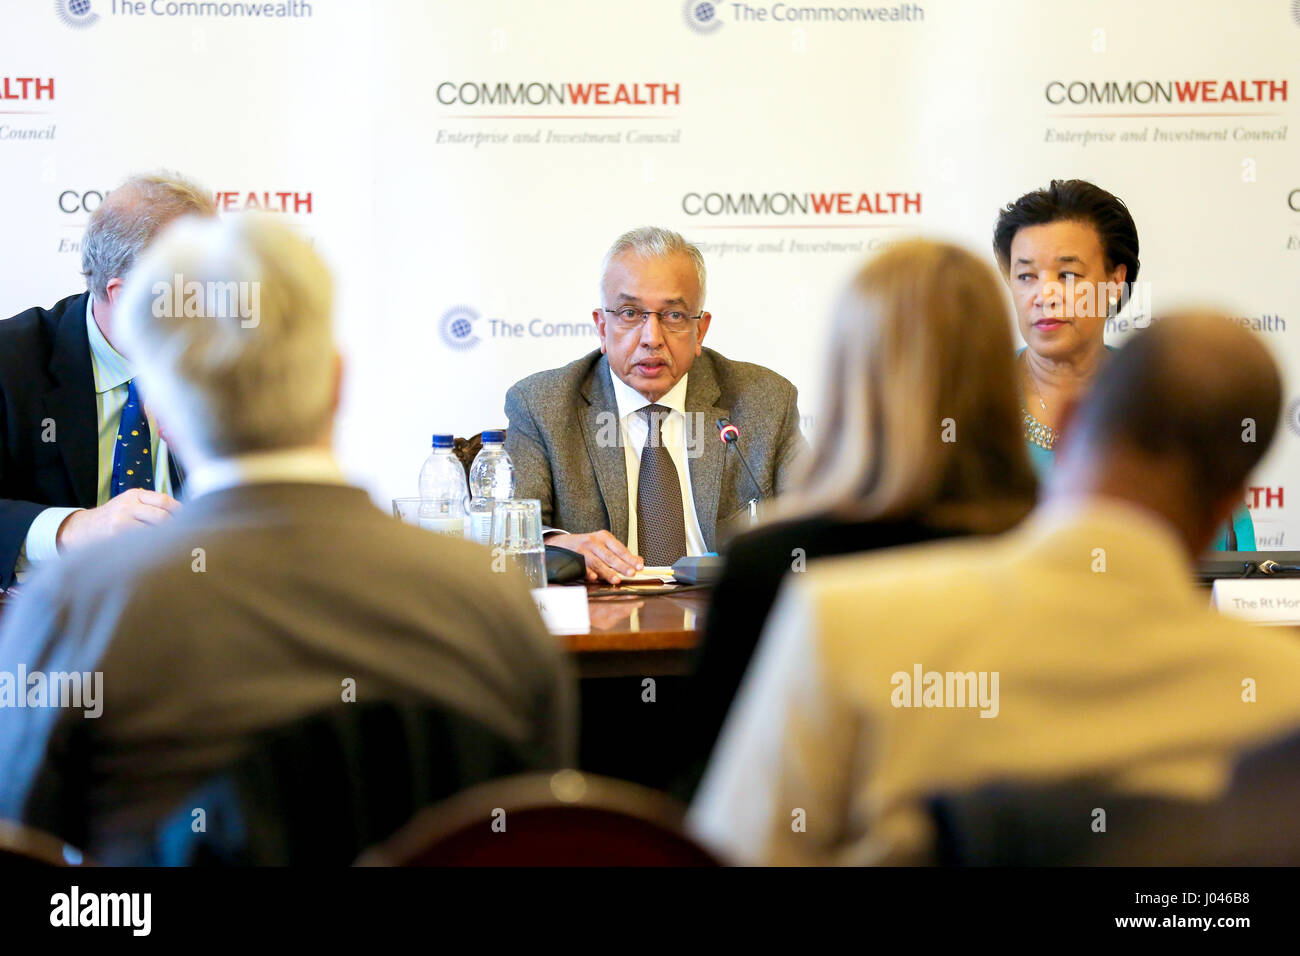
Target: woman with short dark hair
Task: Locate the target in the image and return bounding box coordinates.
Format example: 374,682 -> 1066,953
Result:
994,178 -> 1253,549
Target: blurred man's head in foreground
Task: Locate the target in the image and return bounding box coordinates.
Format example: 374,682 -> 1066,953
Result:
1053,312 -> 1281,554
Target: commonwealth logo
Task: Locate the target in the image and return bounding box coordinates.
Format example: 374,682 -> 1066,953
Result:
56,0 -> 100,29
683,0 -> 723,34
440,305 -> 481,351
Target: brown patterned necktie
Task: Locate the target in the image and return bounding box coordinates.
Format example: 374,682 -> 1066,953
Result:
636,404 -> 688,566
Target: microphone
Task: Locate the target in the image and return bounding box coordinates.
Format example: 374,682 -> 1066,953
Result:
673,417 -> 769,586
1249,559 -> 1300,577
716,417 -> 764,508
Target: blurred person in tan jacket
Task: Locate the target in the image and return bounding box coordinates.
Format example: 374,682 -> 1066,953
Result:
689,312 -> 1300,865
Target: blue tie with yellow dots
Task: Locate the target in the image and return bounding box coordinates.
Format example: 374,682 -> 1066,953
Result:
112,379 -> 154,495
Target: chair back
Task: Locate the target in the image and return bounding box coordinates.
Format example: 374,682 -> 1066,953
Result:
0,819 -> 90,868
357,770 -> 721,866
155,700 -> 539,866
453,433 -> 485,478
930,729 -> 1300,866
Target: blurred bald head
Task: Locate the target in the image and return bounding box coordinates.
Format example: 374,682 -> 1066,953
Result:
1055,312 -> 1281,551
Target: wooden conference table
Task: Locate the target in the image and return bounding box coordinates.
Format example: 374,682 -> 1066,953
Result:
562,583 -> 708,679
0,584 -> 708,680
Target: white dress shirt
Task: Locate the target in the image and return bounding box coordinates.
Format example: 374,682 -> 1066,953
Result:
607,367 -> 707,559
16,297 -> 173,581
688,495 -> 1300,865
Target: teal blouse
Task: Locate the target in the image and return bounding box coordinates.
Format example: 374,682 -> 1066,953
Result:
1023,443 -> 1254,551
1020,347 -> 1254,552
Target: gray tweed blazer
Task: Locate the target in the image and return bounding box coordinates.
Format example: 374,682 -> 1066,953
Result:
503,347 -> 807,551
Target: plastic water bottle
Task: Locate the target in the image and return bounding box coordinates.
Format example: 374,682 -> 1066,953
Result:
417,434 -> 468,537
467,429 -> 516,546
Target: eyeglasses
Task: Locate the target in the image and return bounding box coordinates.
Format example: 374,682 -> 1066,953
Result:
603,308 -> 703,334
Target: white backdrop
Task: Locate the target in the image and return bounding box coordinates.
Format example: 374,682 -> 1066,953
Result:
3,0 -> 1297,543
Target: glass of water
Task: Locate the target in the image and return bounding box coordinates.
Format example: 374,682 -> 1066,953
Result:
393,497 -> 466,538
393,497 -> 423,526
490,498 -> 547,590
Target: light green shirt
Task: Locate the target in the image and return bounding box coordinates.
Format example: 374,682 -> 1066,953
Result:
84,298 -> 172,506
16,297 -> 173,580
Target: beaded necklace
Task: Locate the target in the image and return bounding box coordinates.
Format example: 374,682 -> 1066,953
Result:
1021,355 -> 1059,450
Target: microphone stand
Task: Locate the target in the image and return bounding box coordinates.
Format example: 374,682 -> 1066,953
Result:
717,417 -> 764,522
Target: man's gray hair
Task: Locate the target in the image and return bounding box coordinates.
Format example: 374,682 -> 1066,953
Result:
80,171 -> 216,301
599,226 -> 707,307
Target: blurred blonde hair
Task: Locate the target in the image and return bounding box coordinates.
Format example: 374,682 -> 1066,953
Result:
778,239 -> 1036,532
116,214 -> 335,461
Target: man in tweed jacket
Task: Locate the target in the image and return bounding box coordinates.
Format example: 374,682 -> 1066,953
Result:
504,227 -> 807,584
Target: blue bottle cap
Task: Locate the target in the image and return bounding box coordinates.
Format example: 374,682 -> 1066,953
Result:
481,430 -> 506,444
431,434 -> 454,448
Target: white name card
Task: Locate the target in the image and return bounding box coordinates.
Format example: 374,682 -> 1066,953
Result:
1211,579 -> 1300,625
531,585 -> 591,635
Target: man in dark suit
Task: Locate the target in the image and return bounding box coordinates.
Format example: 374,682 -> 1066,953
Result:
505,227 -> 808,584
0,172 -> 216,590
0,214 -> 574,865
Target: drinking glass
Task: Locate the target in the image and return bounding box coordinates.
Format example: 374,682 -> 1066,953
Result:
490,498 -> 547,589
393,497 -> 466,537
